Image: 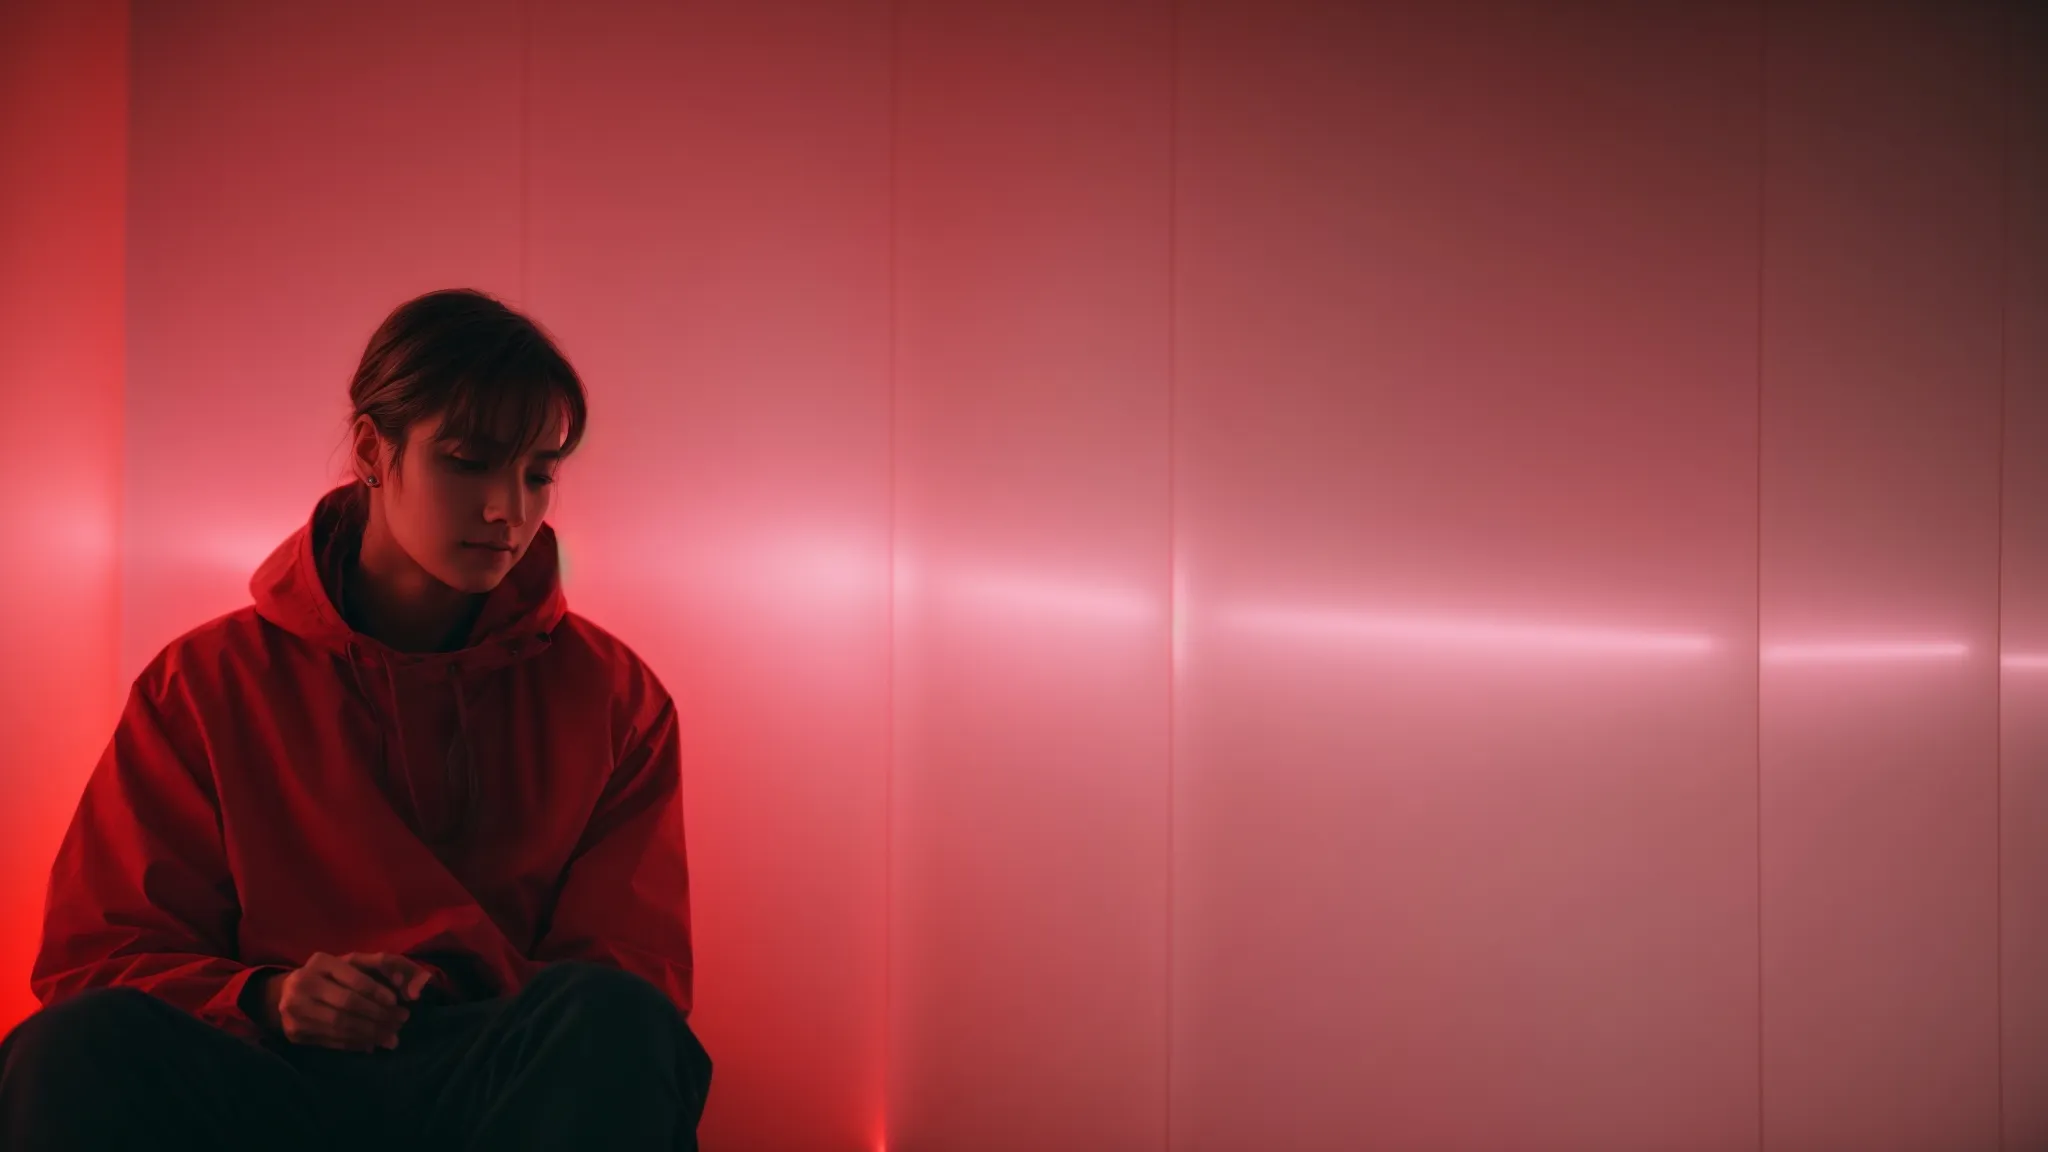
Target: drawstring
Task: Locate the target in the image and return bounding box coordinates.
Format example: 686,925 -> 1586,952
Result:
341,639 -> 405,804
381,653 -> 438,843
341,639 -> 479,849
344,640 -> 373,712
446,669 -> 479,845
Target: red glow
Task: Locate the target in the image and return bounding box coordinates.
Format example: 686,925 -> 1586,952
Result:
6,0 -> 2047,1149
0,0 -> 125,1036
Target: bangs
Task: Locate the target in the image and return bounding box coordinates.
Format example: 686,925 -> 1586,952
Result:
427,333 -> 586,465
349,288 -> 590,474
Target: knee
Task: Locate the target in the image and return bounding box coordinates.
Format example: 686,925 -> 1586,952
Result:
3,987 -> 165,1068
513,964 -> 708,1105
522,963 -> 681,1047
528,962 -> 674,1020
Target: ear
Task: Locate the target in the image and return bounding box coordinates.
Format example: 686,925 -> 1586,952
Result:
349,415 -> 388,488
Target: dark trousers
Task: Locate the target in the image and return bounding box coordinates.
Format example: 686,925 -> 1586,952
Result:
0,961 -> 711,1151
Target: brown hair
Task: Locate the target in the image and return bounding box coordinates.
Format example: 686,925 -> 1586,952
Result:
348,288 -> 587,475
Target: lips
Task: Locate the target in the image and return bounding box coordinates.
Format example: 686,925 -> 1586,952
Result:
462,542 -> 515,553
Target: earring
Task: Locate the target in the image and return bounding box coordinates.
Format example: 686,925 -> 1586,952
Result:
363,474 -> 381,488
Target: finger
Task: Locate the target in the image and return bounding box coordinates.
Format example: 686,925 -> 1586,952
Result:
348,953 -> 427,1001
293,1003 -> 386,1052
402,965 -> 435,1000
307,975 -> 408,1029
314,1000 -> 398,1050
377,953 -> 434,994
320,957 -> 402,1009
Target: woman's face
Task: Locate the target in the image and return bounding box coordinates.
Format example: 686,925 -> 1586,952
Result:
357,411 -> 566,594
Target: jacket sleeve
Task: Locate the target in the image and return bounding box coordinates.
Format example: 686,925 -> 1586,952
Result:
530,692 -> 695,1016
30,679 -> 285,1041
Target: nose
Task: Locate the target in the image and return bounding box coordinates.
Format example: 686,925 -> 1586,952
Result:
484,472 -> 529,529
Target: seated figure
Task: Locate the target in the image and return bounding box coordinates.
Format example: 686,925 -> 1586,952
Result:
0,289 -> 711,1152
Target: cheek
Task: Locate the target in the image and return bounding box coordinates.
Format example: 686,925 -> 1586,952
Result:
392,499 -> 442,552
395,475 -> 467,541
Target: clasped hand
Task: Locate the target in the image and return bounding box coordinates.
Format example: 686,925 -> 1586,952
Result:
259,952 -> 434,1053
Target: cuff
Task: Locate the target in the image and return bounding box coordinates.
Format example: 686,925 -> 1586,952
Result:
221,963 -> 293,1035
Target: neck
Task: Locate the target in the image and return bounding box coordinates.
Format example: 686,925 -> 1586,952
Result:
345,500 -> 484,653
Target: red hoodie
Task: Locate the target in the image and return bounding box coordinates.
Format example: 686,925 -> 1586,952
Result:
31,484 -> 693,1042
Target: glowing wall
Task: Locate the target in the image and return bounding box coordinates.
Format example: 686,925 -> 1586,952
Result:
1756,4 -> 2006,1146
2000,2 -> 2048,1145
0,0 -> 125,1032
6,0 -> 2047,1149
1172,4 -> 1764,1146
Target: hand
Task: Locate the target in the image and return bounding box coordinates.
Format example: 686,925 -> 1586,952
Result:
259,951 -> 431,1052
346,952 -> 436,1003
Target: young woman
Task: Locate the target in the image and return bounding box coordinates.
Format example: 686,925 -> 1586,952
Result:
0,289 -> 711,1151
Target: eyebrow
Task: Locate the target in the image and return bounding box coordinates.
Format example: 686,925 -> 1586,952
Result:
440,433 -> 563,456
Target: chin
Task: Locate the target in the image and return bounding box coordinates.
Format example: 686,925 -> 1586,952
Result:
438,556 -> 514,595
445,572 -> 508,595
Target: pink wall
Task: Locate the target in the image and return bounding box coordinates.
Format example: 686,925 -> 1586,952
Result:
0,0 -> 125,1031
2002,1 -> 2048,1145
1174,4 -> 1764,1146
527,6 -> 893,1145
1758,4 -> 2007,1146
121,0 -> 527,679
5,0 -> 2046,1148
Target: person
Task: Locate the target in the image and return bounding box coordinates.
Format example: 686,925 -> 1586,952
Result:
0,288 -> 711,1151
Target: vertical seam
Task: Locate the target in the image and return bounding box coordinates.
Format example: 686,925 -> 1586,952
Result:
519,0 -> 532,303
1754,1 -> 1770,1147
882,0 -> 901,1146
1162,2 -> 1180,1148
1994,1 -> 2013,1144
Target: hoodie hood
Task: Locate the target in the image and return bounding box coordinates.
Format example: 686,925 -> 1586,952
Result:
248,482 -> 568,849
250,482 -> 568,666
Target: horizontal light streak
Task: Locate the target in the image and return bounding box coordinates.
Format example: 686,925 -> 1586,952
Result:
1763,641 -> 1971,664
1221,603 -> 1718,656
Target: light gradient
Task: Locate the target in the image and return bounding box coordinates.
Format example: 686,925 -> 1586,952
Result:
2,1 -> 2045,1150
